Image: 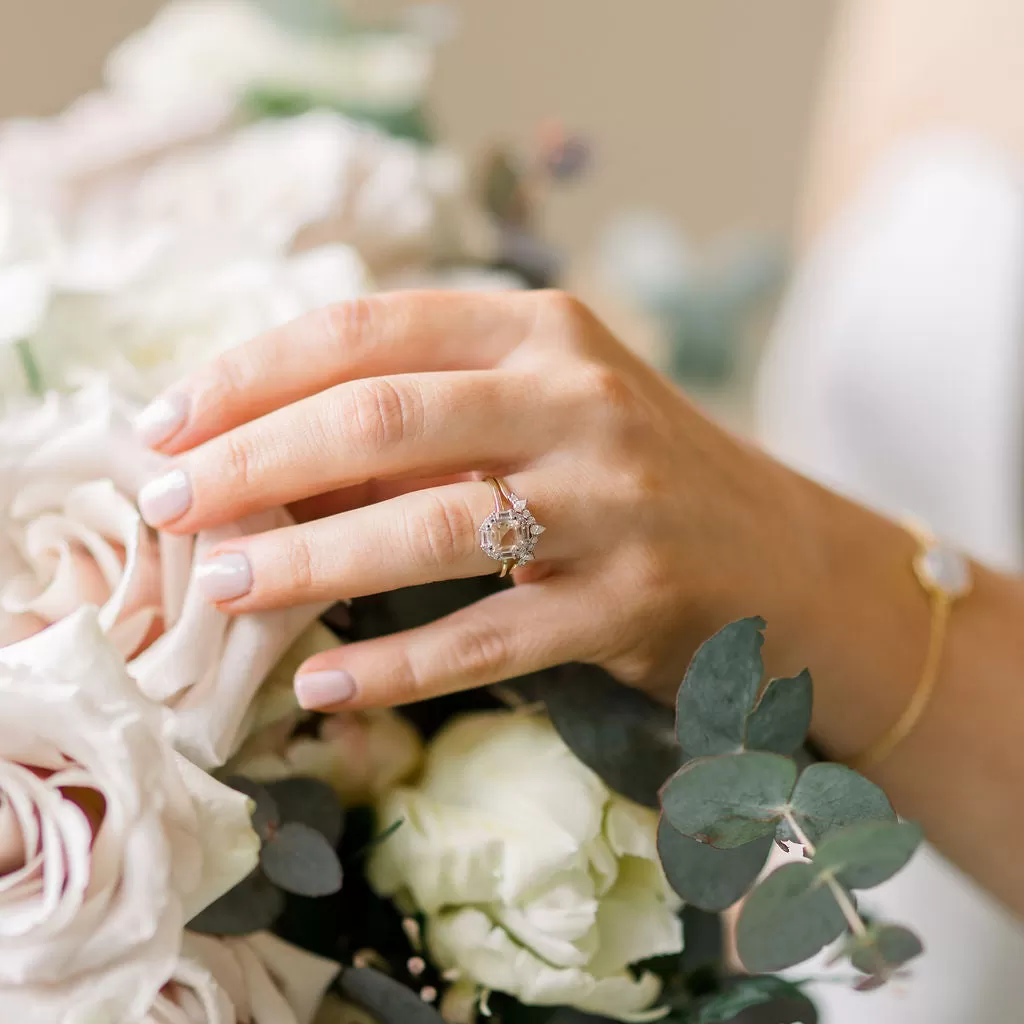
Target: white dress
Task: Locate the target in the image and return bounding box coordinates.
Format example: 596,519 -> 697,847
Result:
757,134 -> 1024,1023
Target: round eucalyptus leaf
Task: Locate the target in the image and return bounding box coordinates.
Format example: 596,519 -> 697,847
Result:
677,617 -> 766,757
658,817 -> 772,911
788,763 -> 895,845
187,869 -> 284,936
813,821 -> 923,890
265,777 -> 344,846
661,751 -> 797,849
542,662 -> 682,808
223,775 -> 279,841
743,670 -> 813,756
694,976 -> 818,1024
848,923 -> 924,977
260,822 -> 343,897
736,862 -> 850,973
339,966 -> 445,1023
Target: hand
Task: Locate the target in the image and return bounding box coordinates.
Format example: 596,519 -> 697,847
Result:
134,290 -> 814,711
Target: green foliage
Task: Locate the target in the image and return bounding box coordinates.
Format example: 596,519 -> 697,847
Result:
261,822 -> 343,897
657,819 -> 772,912
15,341 -> 43,396
661,752 -> 797,848
654,618 -> 922,987
693,976 -> 817,1024
736,863 -> 850,973
788,763 -> 895,845
265,777 -> 345,846
339,966 -> 445,1023
188,868 -> 285,936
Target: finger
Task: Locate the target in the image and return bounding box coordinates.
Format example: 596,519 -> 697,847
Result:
137,370 -> 558,532
291,577 -> 597,710
134,290 -> 538,454
190,472 -> 562,612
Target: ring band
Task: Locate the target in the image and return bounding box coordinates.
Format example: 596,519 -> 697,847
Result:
478,477 -> 545,577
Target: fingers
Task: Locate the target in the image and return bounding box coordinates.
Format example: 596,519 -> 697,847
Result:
135,290 -> 536,454
291,577 -> 597,710
137,370 -> 554,533
190,471 -> 565,611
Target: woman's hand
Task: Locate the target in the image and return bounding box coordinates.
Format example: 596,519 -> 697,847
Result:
133,290 -> 821,711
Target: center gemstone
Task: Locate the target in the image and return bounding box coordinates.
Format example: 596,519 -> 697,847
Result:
481,511 -> 527,559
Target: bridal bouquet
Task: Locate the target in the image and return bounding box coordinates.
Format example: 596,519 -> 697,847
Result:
0,4 -> 924,1023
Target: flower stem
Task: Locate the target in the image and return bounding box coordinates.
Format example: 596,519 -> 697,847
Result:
782,809 -> 867,938
15,340 -> 43,396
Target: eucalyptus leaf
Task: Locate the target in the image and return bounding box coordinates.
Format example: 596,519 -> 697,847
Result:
788,763 -> 895,845
743,670 -> 813,756
260,822 -> 343,897
676,617 -> 766,756
542,662 -> 683,808
847,923 -> 924,977
813,821 -> 923,890
658,817 -> 773,911
339,966 -> 445,1023
736,862 -> 850,973
224,776 -> 279,841
662,752 -> 797,849
266,777 -> 344,845
187,869 -> 284,936
694,976 -> 817,1024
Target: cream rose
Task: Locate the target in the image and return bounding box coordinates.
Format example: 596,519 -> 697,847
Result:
0,386 -> 324,766
368,712 -> 684,1023
0,608 -> 259,1023
147,931 -> 340,1024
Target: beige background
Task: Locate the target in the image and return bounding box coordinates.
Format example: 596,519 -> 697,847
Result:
0,0 -> 836,257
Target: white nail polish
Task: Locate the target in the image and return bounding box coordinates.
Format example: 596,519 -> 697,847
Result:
134,393 -> 189,447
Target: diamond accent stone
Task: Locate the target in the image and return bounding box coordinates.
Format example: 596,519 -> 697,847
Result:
478,493 -> 544,568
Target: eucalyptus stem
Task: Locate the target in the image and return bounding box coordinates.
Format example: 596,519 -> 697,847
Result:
14,340 -> 44,396
782,809 -> 867,939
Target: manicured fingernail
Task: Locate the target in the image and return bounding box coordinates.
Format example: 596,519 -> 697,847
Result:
196,552 -> 253,603
134,393 -> 189,447
295,670 -> 357,709
137,469 -> 192,526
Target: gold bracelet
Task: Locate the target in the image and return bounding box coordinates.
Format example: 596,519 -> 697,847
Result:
849,521 -> 972,772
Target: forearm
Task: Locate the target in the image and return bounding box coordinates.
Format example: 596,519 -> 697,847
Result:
721,449 -> 1024,913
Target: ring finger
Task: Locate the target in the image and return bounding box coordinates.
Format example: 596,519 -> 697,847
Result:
192,471 -> 569,612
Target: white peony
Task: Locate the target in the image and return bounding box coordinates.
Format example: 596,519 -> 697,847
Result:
0,608 -> 259,1023
107,0 -> 433,120
0,385 -> 325,766
146,931 -> 340,1024
369,712 -> 684,1023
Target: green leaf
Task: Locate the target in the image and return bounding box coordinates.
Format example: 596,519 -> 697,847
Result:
187,869 -> 284,935
661,751 -> 797,849
847,923 -> 924,977
260,822 -> 343,897
813,821 -> 923,890
676,617 -> 766,757
224,775 -> 279,841
694,976 -> 818,1024
788,763 -> 895,845
743,670 -> 813,756
15,340 -> 44,396
736,862 -> 850,973
339,966 -> 445,1023
266,777 -> 344,845
657,817 -> 772,911
542,663 -> 683,808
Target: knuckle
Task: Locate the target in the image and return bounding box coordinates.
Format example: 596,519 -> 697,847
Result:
446,620 -> 512,680
405,494 -> 476,569
222,432 -> 262,489
284,532 -> 317,591
346,378 -> 420,454
577,363 -> 633,409
539,289 -> 590,329
323,296 -> 378,352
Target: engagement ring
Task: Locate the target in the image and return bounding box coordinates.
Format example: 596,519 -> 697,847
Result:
478,476 -> 545,577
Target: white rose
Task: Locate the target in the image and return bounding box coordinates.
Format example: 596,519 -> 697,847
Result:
0,608 -> 259,1023
0,386 -> 325,766
147,931 -> 339,1024
368,713 -> 683,1023
107,0 -> 433,119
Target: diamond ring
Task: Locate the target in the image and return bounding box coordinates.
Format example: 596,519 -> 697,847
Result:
478,476 -> 545,577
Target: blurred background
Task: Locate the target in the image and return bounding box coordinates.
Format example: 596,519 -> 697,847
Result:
5,2 -> 1024,1022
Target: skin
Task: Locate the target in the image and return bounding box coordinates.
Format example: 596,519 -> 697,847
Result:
138,289 -> 1024,917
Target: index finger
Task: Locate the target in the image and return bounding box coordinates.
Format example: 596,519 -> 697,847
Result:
134,289 -> 536,455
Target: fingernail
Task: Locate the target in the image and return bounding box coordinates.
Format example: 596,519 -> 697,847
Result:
137,469 -> 192,526
134,393 -> 189,447
196,552 -> 253,603
295,670 -> 357,709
